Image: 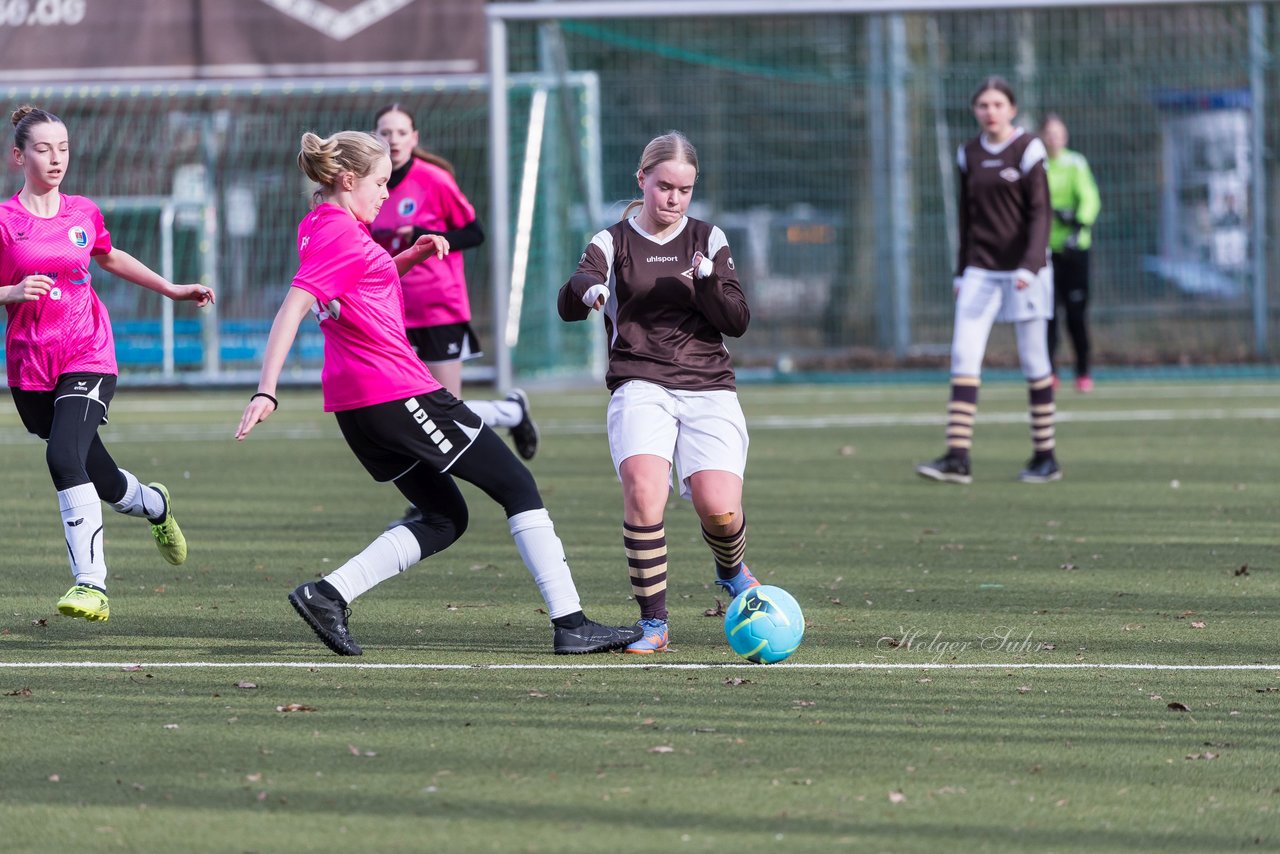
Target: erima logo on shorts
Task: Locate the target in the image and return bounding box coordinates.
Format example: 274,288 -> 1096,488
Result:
398,198 -> 417,216
404,398 -> 453,454
647,255 -> 678,263
67,226 -> 89,247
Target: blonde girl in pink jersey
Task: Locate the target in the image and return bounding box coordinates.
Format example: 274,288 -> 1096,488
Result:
372,104 -> 538,482
235,129 -> 639,657
1,105 -> 214,622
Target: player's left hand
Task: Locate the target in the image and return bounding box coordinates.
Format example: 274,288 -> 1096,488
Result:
235,396 -> 275,441
691,251 -> 714,279
1014,276 -> 1032,290
410,233 -> 450,261
174,284 -> 215,306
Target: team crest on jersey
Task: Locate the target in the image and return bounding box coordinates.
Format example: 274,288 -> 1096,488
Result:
398,198 -> 417,217
67,225 -> 89,247
999,167 -> 1020,183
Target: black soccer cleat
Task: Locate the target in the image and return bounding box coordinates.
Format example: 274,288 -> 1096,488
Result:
915,453 -> 972,485
507,388 -> 540,461
553,617 -> 643,655
1018,455 -> 1063,483
288,583 -> 363,656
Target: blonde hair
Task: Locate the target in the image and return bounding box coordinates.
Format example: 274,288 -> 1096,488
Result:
297,130 -> 389,205
623,131 -> 700,219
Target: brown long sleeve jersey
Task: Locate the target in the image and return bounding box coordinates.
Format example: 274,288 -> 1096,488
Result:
955,128 -> 1052,277
559,216 -> 750,392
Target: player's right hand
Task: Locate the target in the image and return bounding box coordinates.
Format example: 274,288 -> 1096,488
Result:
4,274 -> 54,304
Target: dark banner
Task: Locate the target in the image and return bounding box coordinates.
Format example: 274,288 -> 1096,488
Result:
0,0 -> 485,80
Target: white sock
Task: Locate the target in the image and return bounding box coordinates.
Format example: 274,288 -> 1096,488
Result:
110,469 -> 166,521
508,508 -> 582,619
59,483 -> 107,590
324,527 -> 422,605
464,399 -> 522,429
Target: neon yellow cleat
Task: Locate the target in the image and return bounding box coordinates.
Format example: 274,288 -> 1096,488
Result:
148,482 -> 187,565
57,585 -> 110,622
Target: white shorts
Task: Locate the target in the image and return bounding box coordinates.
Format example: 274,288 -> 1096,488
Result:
956,265 -> 1053,324
606,380 -> 749,501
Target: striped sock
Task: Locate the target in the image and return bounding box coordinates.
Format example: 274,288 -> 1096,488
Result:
624,522 -> 668,621
702,520 -> 747,581
945,376 -> 980,460
1027,374 -> 1056,457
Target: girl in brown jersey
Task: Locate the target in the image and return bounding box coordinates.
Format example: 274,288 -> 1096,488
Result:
559,131 -> 757,654
916,77 -> 1061,485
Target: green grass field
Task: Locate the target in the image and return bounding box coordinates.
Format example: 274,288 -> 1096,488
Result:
1,380 -> 1277,852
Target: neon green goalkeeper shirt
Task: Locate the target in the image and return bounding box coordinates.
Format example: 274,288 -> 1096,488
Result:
1045,148 -> 1101,252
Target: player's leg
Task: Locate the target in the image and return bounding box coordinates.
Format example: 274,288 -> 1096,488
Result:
1015,317 -> 1062,483
1047,253 -> 1066,384
675,389 -> 757,600
447,424 -> 640,654
85,437 -> 186,565
917,274 -> 999,483
607,381 -> 680,653
1061,250 -> 1092,390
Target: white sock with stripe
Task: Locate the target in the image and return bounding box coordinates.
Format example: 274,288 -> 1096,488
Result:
110,469 -> 166,521
508,508 -> 582,619
324,526 -> 422,605
59,483 -> 107,590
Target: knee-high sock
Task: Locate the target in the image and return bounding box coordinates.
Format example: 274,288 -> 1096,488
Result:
946,376 -> 980,458
59,483 -> 106,590
324,527 -> 422,605
625,522 -> 668,621
462,399 -> 522,429
1027,375 -> 1056,456
509,509 -> 581,620
702,520 -> 746,581
108,469 -> 167,522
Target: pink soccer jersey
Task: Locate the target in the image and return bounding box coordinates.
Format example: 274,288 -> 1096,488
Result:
291,203 -> 442,412
1,193 -> 116,390
370,159 -> 475,328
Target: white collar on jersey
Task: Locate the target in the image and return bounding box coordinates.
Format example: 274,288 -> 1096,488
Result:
627,214 -> 688,245
979,126 -> 1025,156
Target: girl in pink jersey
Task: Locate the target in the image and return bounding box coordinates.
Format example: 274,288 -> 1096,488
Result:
372,104 -> 538,489
1,105 -> 214,622
235,129 -> 638,657
560,131 -> 758,654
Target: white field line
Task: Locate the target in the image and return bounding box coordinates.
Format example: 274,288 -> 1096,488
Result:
1,406 -> 1278,444
0,661 -> 1277,671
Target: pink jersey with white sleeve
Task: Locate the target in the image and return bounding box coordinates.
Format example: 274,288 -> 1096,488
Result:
1,193 -> 115,390
370,159 -> 474,328
291,203 -> 441,412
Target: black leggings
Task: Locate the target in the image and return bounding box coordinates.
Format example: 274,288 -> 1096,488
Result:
1049,248 -> 1091,377
393,426 -> 543,560
11,386 -> 128,498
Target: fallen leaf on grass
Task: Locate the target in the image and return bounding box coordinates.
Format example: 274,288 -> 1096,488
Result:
121,665 -> 142,672
703,599 -> 726,617
236,681 -> 258,690
648,745 -> 674,754
1167,702 -> 1191,712
31,618 -> 47,628
5,687 -> 32,697
1190,621 -> 1206,629
888,791 -> 906,804
1016,686 -> 1032,694
526,690 -> 548,698
723,678 -> 751,687
347,744 -> 377,757
48,774 -> 60,783
1235,565 -> 1249,577
276,703 -> 317,713
794,700 -> 816,707
1185,752 -> 1219,761
245,773 -> 262,782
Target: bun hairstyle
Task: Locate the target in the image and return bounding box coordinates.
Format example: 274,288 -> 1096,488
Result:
11,104 -> 63,151
623,130 -> 699,219
373,103 -> 455,175
297,130 -> 389,205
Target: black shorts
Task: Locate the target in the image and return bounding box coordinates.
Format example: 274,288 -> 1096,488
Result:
406,322 -> 483,364
10,373 -> 117,439
335,388 -> 484,482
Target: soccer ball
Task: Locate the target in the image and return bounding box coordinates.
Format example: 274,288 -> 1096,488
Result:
724,585 -> 804,664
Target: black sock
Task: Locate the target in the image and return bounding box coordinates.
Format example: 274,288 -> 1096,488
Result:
80,582 -> 107,594
315,580 -> 348,608
551,610 -> 586,629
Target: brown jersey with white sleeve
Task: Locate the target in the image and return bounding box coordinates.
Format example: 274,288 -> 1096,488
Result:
955,128 -> 1051,277
559,216 -> 749,392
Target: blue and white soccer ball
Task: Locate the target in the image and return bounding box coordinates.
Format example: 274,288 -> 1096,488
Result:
724,585 -> 804,664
